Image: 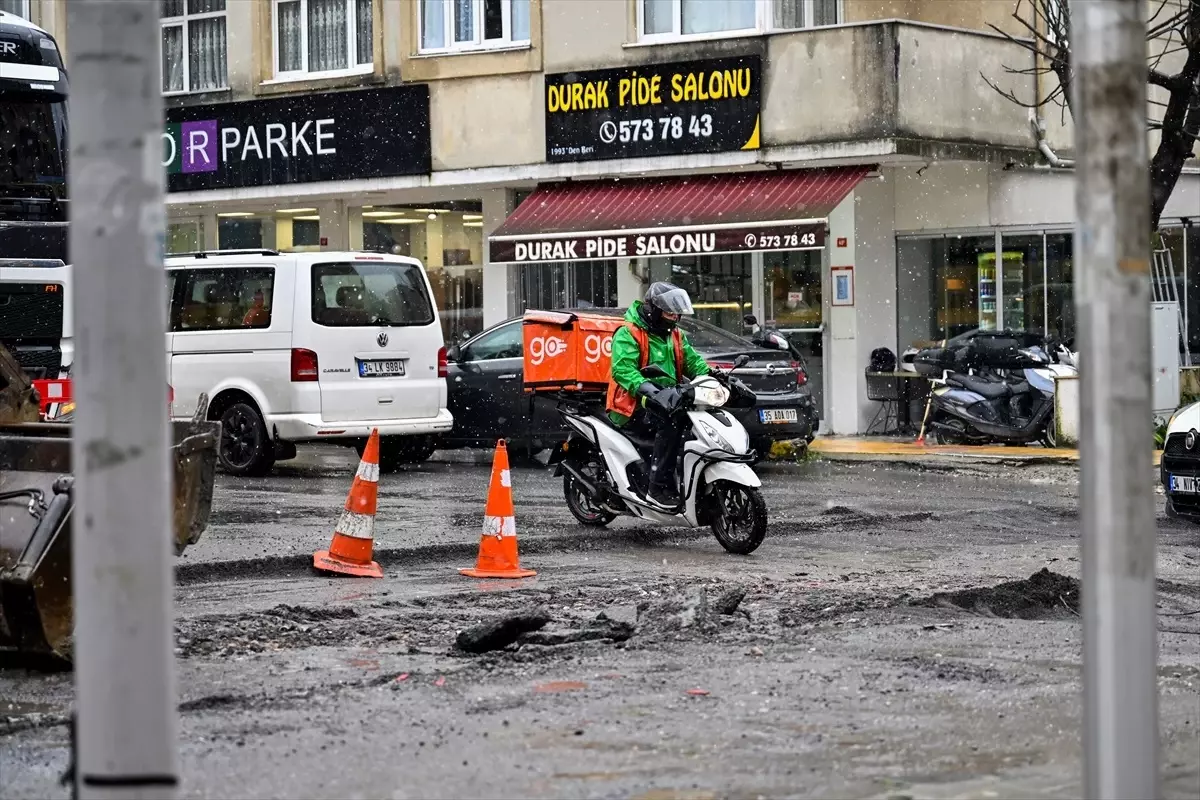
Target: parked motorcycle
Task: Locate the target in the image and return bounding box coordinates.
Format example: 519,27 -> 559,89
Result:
546,355 -> 768,555
921,341 -> 1078,447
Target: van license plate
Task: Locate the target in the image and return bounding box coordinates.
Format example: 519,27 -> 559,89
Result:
759,408 -> 798,424
359,359 -> 405,378
1170,474 -> 1198,494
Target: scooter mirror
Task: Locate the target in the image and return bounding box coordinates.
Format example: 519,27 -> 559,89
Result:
733,354 -> 751,369
743,314 -> 758,326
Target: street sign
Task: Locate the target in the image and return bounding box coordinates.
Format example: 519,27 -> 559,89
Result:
163,86 -> 432,193
544,55 -> 762,163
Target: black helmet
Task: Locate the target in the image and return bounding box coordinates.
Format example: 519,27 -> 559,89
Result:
639,282 -> 694,335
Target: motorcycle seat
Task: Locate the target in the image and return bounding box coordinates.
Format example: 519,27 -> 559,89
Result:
949,373 -> 1010,400
590,408 -> 656,452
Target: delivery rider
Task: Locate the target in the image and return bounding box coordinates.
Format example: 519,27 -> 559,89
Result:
606,282 -> 711,507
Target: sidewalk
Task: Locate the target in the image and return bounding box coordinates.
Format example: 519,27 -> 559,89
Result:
807,435 -> 1163,469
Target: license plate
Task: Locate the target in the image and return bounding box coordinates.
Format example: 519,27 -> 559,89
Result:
358,359 -> 405,378
1169,474 -> 1198,494
759,408 -> 798,424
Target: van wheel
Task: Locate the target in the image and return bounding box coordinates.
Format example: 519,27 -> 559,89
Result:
218,402 -> 275,477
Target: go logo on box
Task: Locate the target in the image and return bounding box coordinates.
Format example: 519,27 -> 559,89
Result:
583,333 -> 613,364
529,335 -> 568,366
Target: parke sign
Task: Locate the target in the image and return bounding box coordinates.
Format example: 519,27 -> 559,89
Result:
489,223 -> 824,264
163,86 -> 431,192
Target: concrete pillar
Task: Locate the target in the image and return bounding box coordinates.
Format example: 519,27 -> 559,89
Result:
826,196 -> 859,434
852,173 -> 898,432
316,201 -> 349,250
616,258 -> 643,306
482,188 -> 516,328
201,212 -> 218,250
348,207 -> 364,250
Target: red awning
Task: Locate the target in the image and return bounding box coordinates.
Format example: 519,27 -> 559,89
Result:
489,166 -> 872,264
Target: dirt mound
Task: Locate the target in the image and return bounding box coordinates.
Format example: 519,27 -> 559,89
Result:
263,604 -> 358,622
919,568 -> 1080,619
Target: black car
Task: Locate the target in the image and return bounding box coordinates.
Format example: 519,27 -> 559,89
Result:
440,310 -> 818,457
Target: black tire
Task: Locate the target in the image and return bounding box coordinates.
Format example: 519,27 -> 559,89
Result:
709,481 -> 767,555
1040,423 -> 1057,449
361,436 -> 437,472
217,402 -> 275,477
563,462 -> 616,527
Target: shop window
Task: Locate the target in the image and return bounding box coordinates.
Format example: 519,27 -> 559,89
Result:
161,0 -> 228,94
419,0 -> 531,53
1044,233 -> 1074,343
274,0 -> 373,79
166,221 -> 202,254
218,217 -> 264,250
998,233 -> 1046,335
358,203 -> 484,341
0,0 -> 29,19
170,267 -> 275,332
639,0 -> 840,41
652,254 -> 751,334
293,218 -> 321,247
519,262 -> 617,316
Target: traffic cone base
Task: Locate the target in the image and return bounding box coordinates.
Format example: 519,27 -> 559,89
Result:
314,548 -> 384,579
314,429 -> 384,579
461,441 -> 536,580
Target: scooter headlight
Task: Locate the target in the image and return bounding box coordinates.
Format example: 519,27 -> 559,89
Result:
699,420 -> 733,452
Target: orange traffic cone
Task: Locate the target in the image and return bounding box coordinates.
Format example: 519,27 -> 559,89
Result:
460,440 -> 536,579
314,429 -> 384,578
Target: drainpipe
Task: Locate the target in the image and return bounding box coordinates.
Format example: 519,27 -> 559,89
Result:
1031,114 -> 1075,168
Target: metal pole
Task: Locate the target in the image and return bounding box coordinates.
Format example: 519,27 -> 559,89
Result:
1072,1 -> 1159,798
67,2 -> 177,798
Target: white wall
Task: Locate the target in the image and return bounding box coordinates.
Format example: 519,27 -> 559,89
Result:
853,173 -> 899,432
826,195 -> 858,434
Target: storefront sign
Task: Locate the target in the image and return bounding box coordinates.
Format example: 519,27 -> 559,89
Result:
490,222 -> 822,264
544,55 -> 761,163
163,86 -> 431,192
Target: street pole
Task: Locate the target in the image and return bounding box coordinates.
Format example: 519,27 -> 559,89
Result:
1072,1 -> 1159,798
67,2 -> 177,799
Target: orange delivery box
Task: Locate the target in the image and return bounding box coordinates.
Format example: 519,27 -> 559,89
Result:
522,310 -> 626,393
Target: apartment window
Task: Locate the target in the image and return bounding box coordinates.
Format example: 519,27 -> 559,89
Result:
0,0 -> 28,18
161,1 -> 228,94
639,0 -> 840,41
274,0 -> 373,79
419,0 -> 531,53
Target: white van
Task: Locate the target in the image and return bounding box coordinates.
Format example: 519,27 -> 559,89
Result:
165,250 -> 452,475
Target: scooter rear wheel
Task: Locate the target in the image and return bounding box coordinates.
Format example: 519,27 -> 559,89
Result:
563,467 -> 617,527
709,481 -> 767,555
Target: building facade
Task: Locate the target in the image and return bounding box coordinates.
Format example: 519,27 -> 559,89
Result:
11,0 -> 1200,433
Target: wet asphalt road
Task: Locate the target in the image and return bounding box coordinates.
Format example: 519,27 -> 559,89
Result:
2,448 -> 1199,799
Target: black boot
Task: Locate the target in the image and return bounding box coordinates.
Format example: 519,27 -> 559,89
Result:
647,478 -> 680,508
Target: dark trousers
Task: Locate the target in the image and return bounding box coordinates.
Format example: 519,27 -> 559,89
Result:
626,409 -> 690,490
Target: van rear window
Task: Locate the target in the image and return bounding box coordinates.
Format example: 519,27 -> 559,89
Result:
311,262 -> 434,328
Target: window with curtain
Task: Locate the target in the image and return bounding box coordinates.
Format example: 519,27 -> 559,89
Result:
640,0 -> 841,39
161,0 -> 228,94
419,0 -> 531,51
0,0 -> 28,19
275,0 -> 373,77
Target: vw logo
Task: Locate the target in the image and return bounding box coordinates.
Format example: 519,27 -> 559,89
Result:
1187,431 -> 1196,451
376,332 -> 389,348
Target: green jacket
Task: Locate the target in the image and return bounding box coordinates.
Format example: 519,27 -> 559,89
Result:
608,301 -> 710,425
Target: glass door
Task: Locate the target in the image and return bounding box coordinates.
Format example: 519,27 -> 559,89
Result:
764,250 -> 824,417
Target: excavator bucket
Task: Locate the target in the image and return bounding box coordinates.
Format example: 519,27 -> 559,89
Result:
0,400 -> 219,663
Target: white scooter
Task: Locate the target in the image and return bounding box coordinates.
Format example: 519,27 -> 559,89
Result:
546,356 -> 768,555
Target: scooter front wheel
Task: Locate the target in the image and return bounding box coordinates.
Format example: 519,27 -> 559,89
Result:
709,481 -> 767,555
